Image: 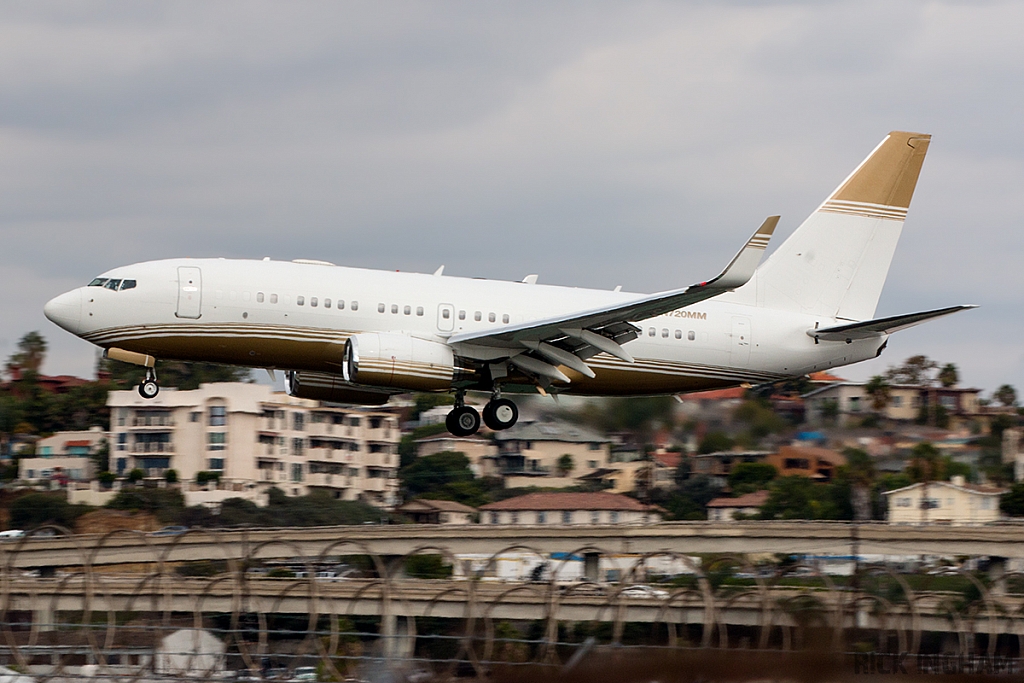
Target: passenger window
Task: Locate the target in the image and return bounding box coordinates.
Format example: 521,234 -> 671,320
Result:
474,311 -> 482,321
104,279 -> 122,290
648,328 -> 656,337
416,306 -> 424,316
458,310 -> 466,320
270,294 -> 278,304
338,300 -> 345,310
502,314 -> 509,324
674,329 -> 681,339
256,292 -> 264,303
310,297 -> 318,307
662,329 -> 668,338
378,304 -> 385,313
351,301 -> 359,311
120,280 -> 136,291
688,330 -> 696,341
391,304 -> 398,314
404,305 -> 411,315
324,298 -> 331,308
88,278 -> 108,287
297,296 -> 305,306
488,312 -> 496,323
442,309 -> 450,319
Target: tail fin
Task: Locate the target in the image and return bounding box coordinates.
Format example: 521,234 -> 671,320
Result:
756,131 -> 931,320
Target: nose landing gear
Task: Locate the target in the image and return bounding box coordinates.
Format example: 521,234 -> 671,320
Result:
139,368 -> 159,399
445,390 -> 519,436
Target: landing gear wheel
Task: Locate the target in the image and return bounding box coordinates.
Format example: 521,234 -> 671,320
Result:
446,406 -> 481,437
139,380 -> 159,399
483,398 -> 519,431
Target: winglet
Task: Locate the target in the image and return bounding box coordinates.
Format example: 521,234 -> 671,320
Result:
693,215 -> 778,290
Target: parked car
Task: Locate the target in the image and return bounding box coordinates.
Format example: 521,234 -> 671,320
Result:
289,666 -> 318,681
0,530 -> 24,541
150,525 -> 189,537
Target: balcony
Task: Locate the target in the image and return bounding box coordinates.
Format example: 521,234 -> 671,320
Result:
130,416 -> 175,428
306,472 -> 352,488
129,441 -> 174,455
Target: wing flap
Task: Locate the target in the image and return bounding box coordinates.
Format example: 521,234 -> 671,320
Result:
808,305 -> 977,342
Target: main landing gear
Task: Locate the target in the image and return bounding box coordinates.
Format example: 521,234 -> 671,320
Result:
445,390 -> 519,437
139,367 -> 159,399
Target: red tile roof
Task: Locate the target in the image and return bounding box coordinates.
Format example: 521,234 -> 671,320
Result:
677,387 -> 746,401
654,452 -> 682,468
706,490 -> 770,508
808,371 -> 845,383
64,441 -> 92,448
479,492 -> 654,512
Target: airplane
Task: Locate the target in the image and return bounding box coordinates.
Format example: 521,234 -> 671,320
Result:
44,131 -> 974,437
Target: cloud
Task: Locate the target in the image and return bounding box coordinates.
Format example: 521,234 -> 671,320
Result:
1,1 -> 1021,395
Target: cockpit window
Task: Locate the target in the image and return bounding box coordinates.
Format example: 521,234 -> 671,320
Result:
120,279 -> 136,291
88,278 -> 108,287
103,279 -> 122,291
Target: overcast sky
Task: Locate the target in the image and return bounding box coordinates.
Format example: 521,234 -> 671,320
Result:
2,1 -> 1022,396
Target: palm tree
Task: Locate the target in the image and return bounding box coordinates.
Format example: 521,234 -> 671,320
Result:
938,363 -> 959,388
844,448 -> 876,521
865,376 -> 891,420
908,442 -> 942,525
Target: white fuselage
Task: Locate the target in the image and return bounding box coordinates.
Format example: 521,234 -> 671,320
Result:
45,257 -> 885,396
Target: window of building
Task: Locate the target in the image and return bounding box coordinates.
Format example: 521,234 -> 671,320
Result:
291,463 -> 303,482
491,512 -> 499,524
591,511 -> 600,524
324,298 -> 331,308
208,458 -> 224,470
348,417 -> 361,427
688,331 -> 695,341
297,296 -> 305,306
488,312 -> 496,322
891,396 -> 903,407
588,443 -> 600,450
391,304 -> 398,314
404,305 -> 411,315
416,306 -> 424,316
940,395 -> 957,409
117,433 -> 127,451
511,512 -> 519,524
293,412 -> 305,431
310,297 -> 318,307
378,303 -> 385,313
256,292 -> 264,303
209,406 -> 227,426
208,432 -> 226,450
610,511 -> 619,523
588,460 -> 598,468
292,438 -> 305,456
562,510 -> 571,524
897,497 -> 911,507
537,511 -> 546,524
474,311 -> 482,321
270,293 -> 278,304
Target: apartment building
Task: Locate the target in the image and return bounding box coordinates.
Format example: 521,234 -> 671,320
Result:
20,426 -> 105,484
107,383 -> 400,507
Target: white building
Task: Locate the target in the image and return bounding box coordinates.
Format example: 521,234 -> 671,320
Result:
107,383 -> 400,507
706,490 -> 769,522
490,420 -> 612,487
478,491 -> 662,526
20,427 -> 105,484
882,475 -> 1006,526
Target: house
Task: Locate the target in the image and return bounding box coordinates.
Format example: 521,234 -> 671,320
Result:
803,382 -> 983,428
490,420 -> 612,487
398,498 -> 477,525
106,383 -> 401,507
414,435 -> 497,476
20,427 -> 106,485
690,450 -> 772,487
882,475 -> 1006,526
478,491 -> 662,525
766,445 -> 846,482
706,490 -> 770,522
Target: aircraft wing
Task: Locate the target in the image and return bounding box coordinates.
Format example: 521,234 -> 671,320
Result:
447,217 -> 778,378
807,305 -> 977,342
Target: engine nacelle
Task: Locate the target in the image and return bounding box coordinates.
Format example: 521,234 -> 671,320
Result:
343,333 -> 455,391
286,371 -> 394,405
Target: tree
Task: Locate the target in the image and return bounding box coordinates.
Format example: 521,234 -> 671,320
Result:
843,448 -> 876,521
127,468 -> 145,484
5,331 -> 47,376
758,476 -> 842,520
820,399 -> 840,424
732,400 -> 790,444
885,355 -> 938,386
400,451 -> 475,499
11,493 -> 90,529
864,376 -> 891,414
907,442 -> 942,525
1001,483 -> 1024,517
938,363 -> 959,388
557,454 -> 575,476
994,385 -> 1018,407
100,357 -> 250,390
727,462 -> 777,495
698,431 -> 733,454
165,469 -> 179,484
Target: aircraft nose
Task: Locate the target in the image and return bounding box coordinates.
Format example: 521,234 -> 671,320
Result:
43,289 -> 83,334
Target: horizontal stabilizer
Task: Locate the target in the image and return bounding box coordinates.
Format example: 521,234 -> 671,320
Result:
808,305 -> 977,342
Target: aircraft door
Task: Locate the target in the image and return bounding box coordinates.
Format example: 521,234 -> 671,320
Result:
176,266 -> 203,319
437,304 -> 455,332
729,316 -> 751,366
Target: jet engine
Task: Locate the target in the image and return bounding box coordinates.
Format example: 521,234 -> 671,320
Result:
285,371 -> 394,405
342,332 -> 459,391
